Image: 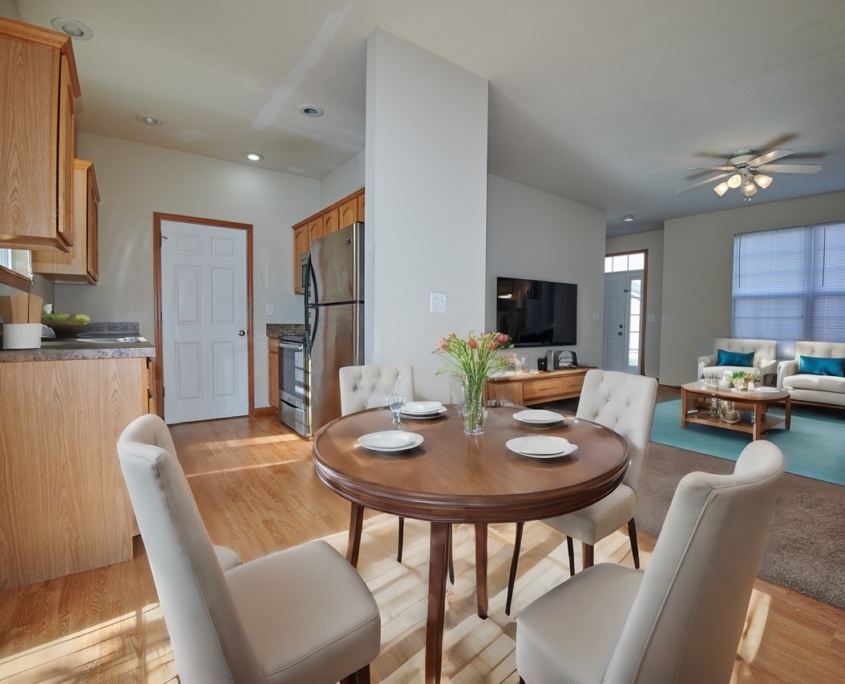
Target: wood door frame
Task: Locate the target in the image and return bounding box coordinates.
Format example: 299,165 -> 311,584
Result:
153,212 -> 254,419
604,248 -> 648,376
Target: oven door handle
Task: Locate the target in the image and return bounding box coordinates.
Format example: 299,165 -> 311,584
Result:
278,341 -> 304,351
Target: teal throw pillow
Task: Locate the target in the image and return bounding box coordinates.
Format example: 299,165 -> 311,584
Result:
798,355 -> 845,377
716,349 -> 754,367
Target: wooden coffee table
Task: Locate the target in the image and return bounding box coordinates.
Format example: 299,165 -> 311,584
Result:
680,380 -> 791,441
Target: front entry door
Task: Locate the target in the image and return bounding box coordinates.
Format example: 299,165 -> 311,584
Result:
603,269 -> 644,374
158,217 -> 250,424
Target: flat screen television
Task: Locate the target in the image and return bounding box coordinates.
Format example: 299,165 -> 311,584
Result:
496,277 -> 577,347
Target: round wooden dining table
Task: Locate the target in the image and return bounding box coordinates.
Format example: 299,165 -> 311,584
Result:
312,405 -> 628,684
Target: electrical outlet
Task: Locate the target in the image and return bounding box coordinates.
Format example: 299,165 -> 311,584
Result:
592,311 -> 600,321
430,292 -> 447,313
265,304 -> 274,316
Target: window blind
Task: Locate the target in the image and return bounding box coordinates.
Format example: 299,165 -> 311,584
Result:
732,222 -> 845,343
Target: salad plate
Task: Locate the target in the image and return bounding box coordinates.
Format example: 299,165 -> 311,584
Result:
513,409 -> 565,425
402,401 -> 444,415
400,406 -> 448,419
358,431 -> 424,452
506,436 -> 577,459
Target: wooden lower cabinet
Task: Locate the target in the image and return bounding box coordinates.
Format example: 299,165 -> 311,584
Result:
485,368 -> 589,406
268,338 -> 279,410
0,356 -> 149,588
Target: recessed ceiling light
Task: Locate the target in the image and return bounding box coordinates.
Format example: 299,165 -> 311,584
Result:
50,17 -> 93,40
135,114 -> 163,126
623,215 -> 634,222
298,104 -> 324,117
245,153 -> 264,162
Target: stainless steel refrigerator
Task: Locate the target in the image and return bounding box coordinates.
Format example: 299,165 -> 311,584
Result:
305,222 -> 365,433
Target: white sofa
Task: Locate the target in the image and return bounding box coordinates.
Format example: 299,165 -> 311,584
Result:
697,338 -> 778,384
777,341 -> 845,408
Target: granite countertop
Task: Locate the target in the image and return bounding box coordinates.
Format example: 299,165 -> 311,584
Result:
0,321 -> 155,362
266,323 -> 306,338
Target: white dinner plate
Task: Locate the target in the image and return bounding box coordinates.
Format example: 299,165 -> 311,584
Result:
506,436 -> 577,459
513,409 -> 566,425
358,431 -> 424,452
403,401 -> 444,415
401,406 -> 448,420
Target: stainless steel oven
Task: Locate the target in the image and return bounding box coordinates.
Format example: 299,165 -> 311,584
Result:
278,336 -> 310,436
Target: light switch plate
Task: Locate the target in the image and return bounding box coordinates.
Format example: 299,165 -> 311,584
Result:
265,304 -> 274,316
430,292 -> 447,313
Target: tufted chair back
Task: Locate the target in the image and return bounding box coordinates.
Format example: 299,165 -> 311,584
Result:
575,369 -> 658,493
794,340 -> 845,360
339,364 -> 416,416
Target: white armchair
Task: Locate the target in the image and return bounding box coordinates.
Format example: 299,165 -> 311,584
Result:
697,337 -> 777,384
777,341 -> 845,408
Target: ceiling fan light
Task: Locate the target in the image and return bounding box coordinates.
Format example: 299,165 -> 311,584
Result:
714,182 -> 730,196
742,180 -> 757,197
727,173 -> 742,189
754,173 -> 773,189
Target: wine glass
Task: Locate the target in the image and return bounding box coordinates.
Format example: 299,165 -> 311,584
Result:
387,393 -> 405,430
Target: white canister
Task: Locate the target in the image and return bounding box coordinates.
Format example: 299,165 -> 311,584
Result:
2,323 -> 42,349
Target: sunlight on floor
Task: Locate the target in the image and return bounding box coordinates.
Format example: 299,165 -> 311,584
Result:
185,458 -> 303,477
0,604 -> 173,683
189,432 -> 303,450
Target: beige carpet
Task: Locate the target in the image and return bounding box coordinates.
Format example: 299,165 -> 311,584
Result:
322,513 -> 640,683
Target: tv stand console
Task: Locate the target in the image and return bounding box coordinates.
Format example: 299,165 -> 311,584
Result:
485,367 -> 591,406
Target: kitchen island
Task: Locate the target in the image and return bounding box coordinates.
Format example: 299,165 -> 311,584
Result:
0,338 -> 154,588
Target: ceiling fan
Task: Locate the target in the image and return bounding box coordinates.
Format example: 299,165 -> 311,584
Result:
678,148 -> 822,199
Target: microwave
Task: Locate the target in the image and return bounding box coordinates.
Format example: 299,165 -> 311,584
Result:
299,252 -> 310,292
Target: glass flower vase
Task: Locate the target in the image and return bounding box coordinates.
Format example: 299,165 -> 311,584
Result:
457,377 -> 487,435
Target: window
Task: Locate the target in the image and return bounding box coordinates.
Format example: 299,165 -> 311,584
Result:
0,249 -> 33,290
732,222 -> 845,343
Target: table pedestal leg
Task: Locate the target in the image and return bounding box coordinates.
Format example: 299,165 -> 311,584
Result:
346,502 -> 364,567
475,523 -> 488,619
784,395 -> 792,430
425,522 -> 450,684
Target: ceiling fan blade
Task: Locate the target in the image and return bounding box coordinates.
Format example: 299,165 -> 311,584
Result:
757,163 -> 822,175
687,166 -> 735,172
748,148 -> 794,167
677,173 -> 730,195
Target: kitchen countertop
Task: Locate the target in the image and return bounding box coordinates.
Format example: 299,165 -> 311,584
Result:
267,323 -> 306,338
0,338 -> 155,362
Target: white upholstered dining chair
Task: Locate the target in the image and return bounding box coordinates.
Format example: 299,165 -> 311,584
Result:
339,364 -> 415,562
118,414 -> 380,684
516,440 -> 784,684
506,369 -> 658,614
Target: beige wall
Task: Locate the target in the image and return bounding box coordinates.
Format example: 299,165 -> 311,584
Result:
486,174 -> 607,370
605,229 -> 664,379
660,190 -> 845,385
365,29 -> 489,402
59,133 -> 320,407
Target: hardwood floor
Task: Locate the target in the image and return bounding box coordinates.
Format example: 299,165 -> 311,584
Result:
1,413 -> 843,682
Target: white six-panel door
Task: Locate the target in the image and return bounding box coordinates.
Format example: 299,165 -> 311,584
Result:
160,220 -> 248,424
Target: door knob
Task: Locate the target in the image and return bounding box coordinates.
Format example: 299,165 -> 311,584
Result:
238,330 -> 246,336
618,332 -> 623,336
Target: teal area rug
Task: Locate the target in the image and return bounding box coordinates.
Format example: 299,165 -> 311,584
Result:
650,400 -> 845,486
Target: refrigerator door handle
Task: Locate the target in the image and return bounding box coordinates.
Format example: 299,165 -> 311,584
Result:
305,256 -> 319,355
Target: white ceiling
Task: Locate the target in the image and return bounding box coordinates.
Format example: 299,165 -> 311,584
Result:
13,0 -> 845,236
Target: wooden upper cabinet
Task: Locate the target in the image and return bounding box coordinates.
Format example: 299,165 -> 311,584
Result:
291,187 -> 364,293
308,217 -> 323,243
323,207 -> 339,235
33,160 -> 99,283
0,17 -> 80,252
339,197 -> 358,228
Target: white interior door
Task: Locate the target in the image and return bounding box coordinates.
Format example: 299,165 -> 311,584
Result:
160,220 -> 248,424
